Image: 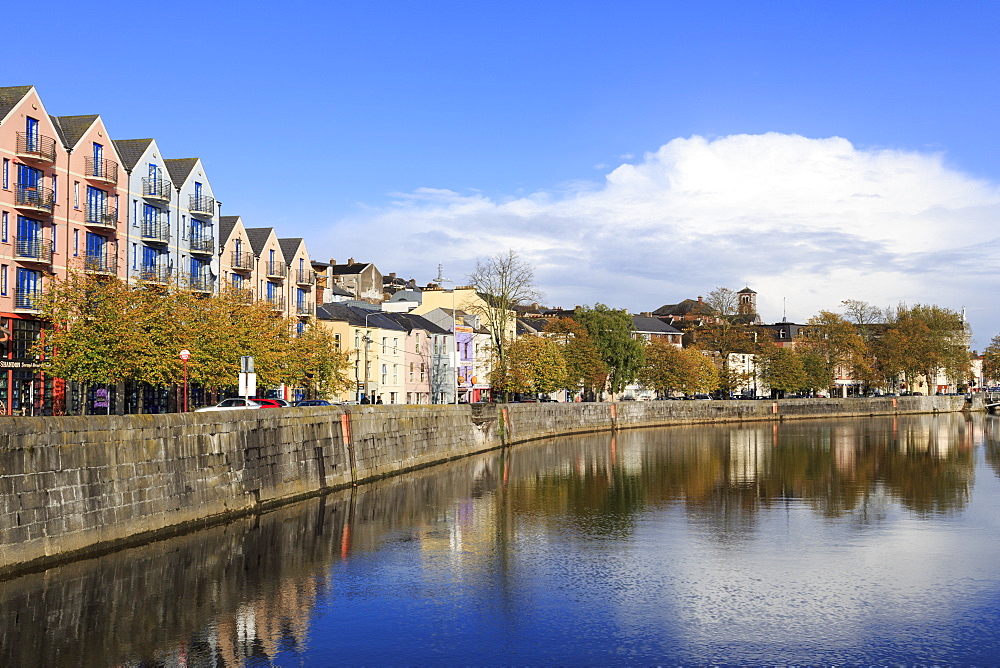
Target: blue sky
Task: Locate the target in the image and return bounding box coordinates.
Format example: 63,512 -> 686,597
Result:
24,1 -> 1000,346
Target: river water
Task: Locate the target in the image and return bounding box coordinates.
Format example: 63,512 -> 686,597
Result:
3,413 -> 1000,665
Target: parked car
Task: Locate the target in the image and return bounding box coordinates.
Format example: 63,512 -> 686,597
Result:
250,398 -> 284,408
294,399 -> 332,407
194,398 -> 264,412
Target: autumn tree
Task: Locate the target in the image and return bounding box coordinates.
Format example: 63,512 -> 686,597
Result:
543,317 -> 607,398
758,345 -> 808,396
491,335 -> 568,396
692,287 -> 758,398
640,340 -> 718,396
798,311 -> 869,394
983,334 -> 1000,384
288,319 -> 353,399
574,304 -> 645,395
467,249 -> 541,380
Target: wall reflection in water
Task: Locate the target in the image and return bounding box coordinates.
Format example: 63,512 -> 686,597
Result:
0,413 -> 993,666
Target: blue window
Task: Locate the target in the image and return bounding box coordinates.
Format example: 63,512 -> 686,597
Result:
232,273 -> 244,289
17,216 -> 40,244
297,287 -> 306,310
18,164 -> 41,189
266,281 -> 278,300
2,159 -> 8,189
93,142 -> 103,162
1,265 -> 7,296
86,232 -> 106,258
142,246 -> 160,272
143,203 -> 159,224
15,268 -> 41,308
73,229 -> 79,256
87,186 -> 107,218
1,212 -> 7,243
148,163 -> 159,183
25,117 -> 39,152
194,182 -> 202,199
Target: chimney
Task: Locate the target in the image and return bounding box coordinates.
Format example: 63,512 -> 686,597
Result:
348,257 -> 355,265
330,258 -> 336,265
697,296 -> 703,304
390,272 -> 396,279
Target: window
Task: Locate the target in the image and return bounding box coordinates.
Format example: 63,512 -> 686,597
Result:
232,273 -> 244,289
415,333 -> 420,349
381,364 -> 387,384
73,182 -> 80,209
15,268 -> 41,309
355,330 -> 360,349
132,243 -> 138,270
393,364 -> 398,384
1,212 -> 7,243
51,175 -> 57,203
1,265 -> 7,296
382,337 -> 387,353
2,159 -> 8,189
334,334 -> 341,350
420,363 -> 425,382
409,362 -> 414,381
73,229 -> 79,256
393,338 -> 399,353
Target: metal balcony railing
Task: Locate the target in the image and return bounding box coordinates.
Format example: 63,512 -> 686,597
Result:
85,157 -> 118,183
296,301 -> 313,316
84,252 -> 118,275
189,236 -> 214,254
142,177 -> 172,201
231,250 -> 255,271
16,132 -> 57,163
296,269 -> 315,285
189,194 -> 215,216
139,265 -> 172,284
85,203 -> 118,229
141,219 -> 170,244
15,185 -> 55,214
266,261 -> 286,279
14,287 -> 41,311
189,274 -> 213,293
14,237 -> 53,263
266,296 -> 285,311
232,288 -> 254,304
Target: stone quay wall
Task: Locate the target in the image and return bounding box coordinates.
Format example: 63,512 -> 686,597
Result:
0,396 -> 972,576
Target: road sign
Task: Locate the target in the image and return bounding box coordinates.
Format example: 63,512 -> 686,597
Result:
179,349 -> 191,361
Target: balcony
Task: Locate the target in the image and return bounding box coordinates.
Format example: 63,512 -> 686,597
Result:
296,301 -> 313,316
85,157 -> 118,184
84,252 -> 118,276
139,265 -> 172,285
142,177 -> 172,202
266,261 -> 286,279
232,287 -> 254,304
14,237 -> 53,264
189,194 -> 215,217
15,185 -> 55,215
189,236 -> 214,255
231,250 -> 255,273
14,287 -> 42,311
16,132 -> 57,164
296,269 -> 315,285
189,274 -> 213,293
266,296 -> 285,312
85,203 -> 118,230
141,219 -> 170,244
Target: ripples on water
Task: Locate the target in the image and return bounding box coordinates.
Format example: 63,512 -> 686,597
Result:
2,413 -> 1000,665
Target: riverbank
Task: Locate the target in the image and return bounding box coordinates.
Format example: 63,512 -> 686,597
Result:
0,396 -> 975,577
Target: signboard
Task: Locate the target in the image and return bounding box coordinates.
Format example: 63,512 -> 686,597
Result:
179,349 -> 191,361
239,372 -> 257,398
94,388 -> 110,409
454,325 -> 473,334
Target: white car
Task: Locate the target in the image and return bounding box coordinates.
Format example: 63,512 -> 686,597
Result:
194,398 -> 264,412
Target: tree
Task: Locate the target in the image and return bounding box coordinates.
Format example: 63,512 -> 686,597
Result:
574,304 -> 645,395
288,319 -> 353,399
983,334 -> 1000,383
543,317 -> 607,397
640,341 -> 718,396
467,250 -> 542,386
692,287 -> 757,398
798,311 -> 869,394
758,344 -> 808,396
491,335 -> 568,396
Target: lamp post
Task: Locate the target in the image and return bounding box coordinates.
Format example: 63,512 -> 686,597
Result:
362,310 -> 377,403
179,349 -> 190,412
435,264 -> 459,405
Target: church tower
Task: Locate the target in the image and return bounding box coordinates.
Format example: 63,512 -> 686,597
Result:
737,287 -> 758,320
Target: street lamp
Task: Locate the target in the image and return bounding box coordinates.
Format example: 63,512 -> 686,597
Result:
435,264 -> 459,405
362,310 -> 377,403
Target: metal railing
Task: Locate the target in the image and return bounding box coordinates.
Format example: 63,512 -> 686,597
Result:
14,237 -> 53,263
85,203 -> 118,229
141,219 -> 170,243
189,274 -> 213,293
189,236 -> 215,254
139,265 -> 172,284
84,252 -> 118,275
16,132 -> 57,163
142,177 -> 172,200
296,269 -> 315,285
14,287 -> 42,311
296,301 -> 313,316
231,250 -> 255,271
15,184 -> 55,213
85,156 -> 118,183
189,194 -> 215,216
266,296 -> 285,311
232,287 -> 254,304
266,261 -> 286,278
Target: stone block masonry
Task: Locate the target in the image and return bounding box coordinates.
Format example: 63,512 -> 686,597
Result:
0,396 -> 971,576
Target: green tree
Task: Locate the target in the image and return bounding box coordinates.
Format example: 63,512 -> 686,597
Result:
491,335 -> 568,396
574,304 -> 645,395
289,318 -> 353,399
692,287 -> 757,398
640,341 -> 718,396
758,343 -> 808,396
543,317 -> 608,397
983,334 -> 1000,383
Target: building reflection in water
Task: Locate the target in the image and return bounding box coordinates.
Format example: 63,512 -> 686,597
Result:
0,412 -> 991,666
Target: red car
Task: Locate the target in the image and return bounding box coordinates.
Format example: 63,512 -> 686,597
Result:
250,398 -> 283,408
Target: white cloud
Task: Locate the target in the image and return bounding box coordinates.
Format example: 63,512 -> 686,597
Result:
322,133 -> 1000,346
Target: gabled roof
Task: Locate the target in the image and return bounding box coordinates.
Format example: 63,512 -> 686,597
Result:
278,238 -> 304,265
652,298 -> 715,317
51,115 -> 100,149
331,262 -> 371,274
315,304 -> 406,331
383,312 -> 450,335
218,216 -> 242,246
632,315 -> 681,334
0,86 -> 32,123
163,158 -> 199,185
112,138 -> 154,172
244,227 -> 276,255
327,284 -> 353,297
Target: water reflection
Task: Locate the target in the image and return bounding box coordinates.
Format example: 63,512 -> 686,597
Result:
0,413 -> 996,665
